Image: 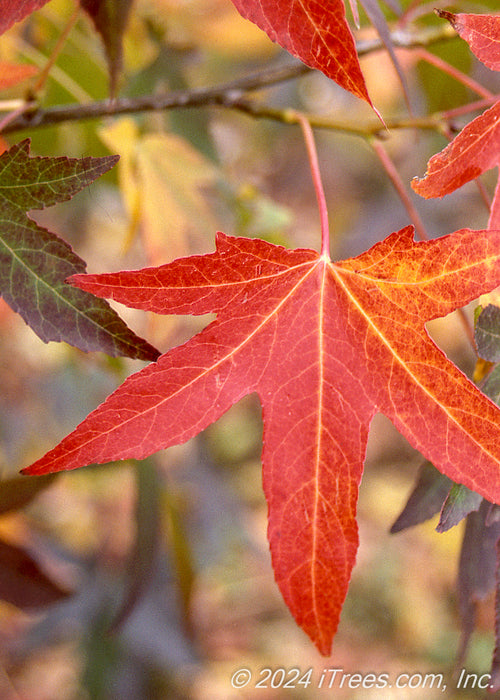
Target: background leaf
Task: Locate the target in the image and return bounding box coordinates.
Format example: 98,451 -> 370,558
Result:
0,139 -> 159,360
79,0 -> 134,95
436,483 -> 483,533
0,62 -> 38,90
483,364 -> 500,405
0,473 -> 56,515
475,304 -> 500,362
457,501 -> 500,666
390,461 -> 453,534
0,538 -> 69,609
99,118 -> 218,264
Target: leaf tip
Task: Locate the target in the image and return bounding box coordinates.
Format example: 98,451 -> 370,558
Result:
435,9 -> 457,27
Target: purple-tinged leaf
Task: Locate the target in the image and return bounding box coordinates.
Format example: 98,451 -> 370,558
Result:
457,500 -> 500,665
390,461 -> 453,533
0,538 -> 69,609
436,483 -> 482,533
476,305 -> 500,363
0,140 -> 159,360
492,539 -> 500,692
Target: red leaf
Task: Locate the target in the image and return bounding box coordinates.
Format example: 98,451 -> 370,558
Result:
411,100 -> 500,220
0,0 -> 52,36
0,62 -> 37,90
437,11 -> 500,72
230,0 -> 372,105
22,227 -> 500,654
414,13 -> 500,226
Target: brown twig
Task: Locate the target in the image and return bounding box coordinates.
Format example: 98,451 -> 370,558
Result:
2,23 -> 458,136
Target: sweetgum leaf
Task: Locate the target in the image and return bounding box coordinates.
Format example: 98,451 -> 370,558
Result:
22,225 -> 500,654
0,0 -> 51,35
80,0 -> 134,96
0,140 -> 159,360
476,304 -> 500,362
230,0 -> 372,106
412,12 -> 500,228
390,461 -> 452,534
0,538 -> 69,608
458,501 -> 500,662
437,11 -> 500,71
436,483 -> 482,533
412,100 -> 500,230
493,542 -> 500,692
0,473 -> 56,515
412,100 -> 500,200
483,364 -> 500,405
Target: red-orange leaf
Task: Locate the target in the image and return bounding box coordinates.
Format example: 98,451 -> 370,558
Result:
412,100 -> 500,229
230,0 -> 372,105
21,227 -> 500,654
0,62 -> 37,90
414,12 -> 500,227
437,11 -> 500,71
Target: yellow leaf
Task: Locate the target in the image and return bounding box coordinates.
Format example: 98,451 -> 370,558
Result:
99,118 -> 218,263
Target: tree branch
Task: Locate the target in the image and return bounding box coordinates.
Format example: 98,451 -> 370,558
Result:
2,23 -> 458,136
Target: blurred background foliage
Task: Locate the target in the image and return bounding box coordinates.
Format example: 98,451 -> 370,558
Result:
0,0 -> 498,697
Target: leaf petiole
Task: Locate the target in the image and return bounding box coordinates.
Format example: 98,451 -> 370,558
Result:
292,111 -> 331,258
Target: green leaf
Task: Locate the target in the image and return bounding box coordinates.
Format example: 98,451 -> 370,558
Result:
0,140 -> 159,360
79,0 -> 134,96
483,364 -> 500,405
475,304 -> 500,363
436,482 -> 483,533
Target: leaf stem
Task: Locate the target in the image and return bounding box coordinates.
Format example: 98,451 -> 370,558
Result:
30,5 -> 81,96
293,112 -> 330,257
413,48 -> 494,100
1,23 -> 460,136
371,139 -> 429,241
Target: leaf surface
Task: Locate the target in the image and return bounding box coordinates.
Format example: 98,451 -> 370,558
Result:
0,139 -> 159,359
230,0 -> 372,105
390,461 -> 452,534
99,119 -> 218,263
412,100 -> 500,201
79,0 -> 134,95
436,483 -> 483,533
0,62 -> 37,90
476,304 -> 500,362
413,12 -> 500,228
22,226 -> 500,654
457,501 -> 500,659
437,11 -> 500,71
0,0 -> 51,35
0,538 -> 69,608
